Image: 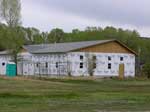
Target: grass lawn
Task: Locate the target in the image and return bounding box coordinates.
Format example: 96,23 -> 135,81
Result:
0,77 -> 150,112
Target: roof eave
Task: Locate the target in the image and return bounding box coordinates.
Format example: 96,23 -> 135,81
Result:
115,40 -> 138,56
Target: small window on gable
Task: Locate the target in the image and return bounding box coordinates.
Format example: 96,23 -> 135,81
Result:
80,63 -> 83,69
80,55 -> 84,60
108,63 -> 111,69
108,56 -> 111,61
120,57 -> 124,61
2,63 -> 5,66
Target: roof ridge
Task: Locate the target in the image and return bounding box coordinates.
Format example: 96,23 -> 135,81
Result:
25,39 -> 115,47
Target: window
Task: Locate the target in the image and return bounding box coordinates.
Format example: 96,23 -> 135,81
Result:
80,63 -> 83,68
56,62 -> 58,68
80,55 -> 84,60
36,63 -> 39,67
120,57 -> 124,61
45,62 -> 48,68
2,63 -> 5,66
108,56 -> 111,61
108,63 -> 111,69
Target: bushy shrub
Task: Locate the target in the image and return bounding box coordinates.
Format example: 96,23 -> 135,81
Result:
142,63 -> 150,78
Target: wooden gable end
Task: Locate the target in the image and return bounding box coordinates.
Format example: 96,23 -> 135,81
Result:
73,41 -> 136,55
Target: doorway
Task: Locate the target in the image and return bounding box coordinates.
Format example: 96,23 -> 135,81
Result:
119,64 -> 124,79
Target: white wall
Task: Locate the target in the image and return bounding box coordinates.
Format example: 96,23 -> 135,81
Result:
67,52 -> 89,76
0,55 -> 12,75
17,51 -> 135,77
68,52 -> 135,77
18,53 -> 68,76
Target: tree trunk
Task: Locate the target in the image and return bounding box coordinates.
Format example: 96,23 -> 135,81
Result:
13,52 -> 18,76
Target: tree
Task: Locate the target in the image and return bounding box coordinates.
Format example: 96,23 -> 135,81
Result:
0,23 -> 7,50
85,26 -> 99,32
24,28 -> 34,43
85,53 -> 96,76
23,27 -> 46,44
41,32 -> 48,43
33,34 -> 44,44
0,0 -> 22,75
1,27 -> 25,64
103,26 -> 118,39
142,63 -> 150,78
0,0 -> 21,27
72,29 -> 80,34
48,28 -> 64,43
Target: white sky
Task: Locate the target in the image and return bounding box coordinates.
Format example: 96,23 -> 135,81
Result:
21,0 -> 150,37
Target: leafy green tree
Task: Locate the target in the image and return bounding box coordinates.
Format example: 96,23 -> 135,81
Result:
0,23 -> 7,50
85,26 -> 100,32
1,27 -> 25,64
48,28 -> 64,43
41,32 -> 48,43
72,29 -> 80,34
23,27 -> 44,44
142,63 -> 150,78
33,34 -> 44,44
103,26 -> 118,39
0,0 -> 23,75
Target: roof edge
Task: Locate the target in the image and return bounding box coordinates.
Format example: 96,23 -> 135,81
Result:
115,40 -> 138,56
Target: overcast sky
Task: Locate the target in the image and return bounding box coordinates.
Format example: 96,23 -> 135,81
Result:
21,0 -> 150,37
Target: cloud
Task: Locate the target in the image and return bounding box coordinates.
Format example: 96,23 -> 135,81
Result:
21,0 -> 150,37
44,0 -> 150,27
21,0 -> 111,31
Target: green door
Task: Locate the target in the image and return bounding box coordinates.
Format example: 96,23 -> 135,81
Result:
6,64 -> 16,77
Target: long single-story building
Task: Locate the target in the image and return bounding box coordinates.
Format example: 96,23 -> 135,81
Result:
0,39 -> 137,78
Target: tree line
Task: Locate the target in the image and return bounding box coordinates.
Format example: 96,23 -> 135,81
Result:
1,24 -> 150,63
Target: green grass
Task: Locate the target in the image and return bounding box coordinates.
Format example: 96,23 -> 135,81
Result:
0,77 -> 150,112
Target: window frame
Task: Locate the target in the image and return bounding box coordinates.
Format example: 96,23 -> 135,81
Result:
45,62 -> 48,68
56,62 -> 59,68
80,55 -> 84,60
108,63 -> 111,69
80,62 -> 84,69
108,56 -> 111,61
120,57 -> 124,61
36,63 -> 39,68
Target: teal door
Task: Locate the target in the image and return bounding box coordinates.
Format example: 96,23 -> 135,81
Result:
6,64 -> 16,77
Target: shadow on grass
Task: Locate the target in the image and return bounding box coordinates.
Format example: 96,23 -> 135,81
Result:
37,77 -> 101,85
0,92 -> 83,99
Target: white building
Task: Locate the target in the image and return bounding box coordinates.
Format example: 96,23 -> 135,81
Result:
0,51 -> 13,75
0,39 -> 137,78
